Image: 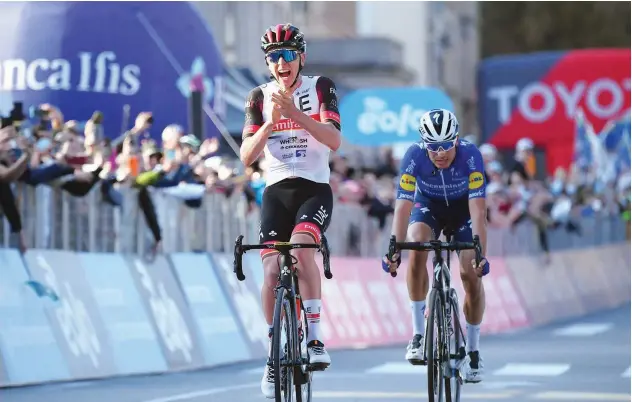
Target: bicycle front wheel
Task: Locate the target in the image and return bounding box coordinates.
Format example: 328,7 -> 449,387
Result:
272,287 -> 296,402
445,288 -> 464,402
294,305 -> 312,402
425,289 -> 445,402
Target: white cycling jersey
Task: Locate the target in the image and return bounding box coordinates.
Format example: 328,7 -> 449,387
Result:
242,75 -> 341,187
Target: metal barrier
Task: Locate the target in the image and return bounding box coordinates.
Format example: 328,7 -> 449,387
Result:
1,185 -> 627,256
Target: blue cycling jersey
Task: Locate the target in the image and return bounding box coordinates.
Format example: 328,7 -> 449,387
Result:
396,140 -> 486,206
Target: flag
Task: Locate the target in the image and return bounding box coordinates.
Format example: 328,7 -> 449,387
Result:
601,111 -> 631,152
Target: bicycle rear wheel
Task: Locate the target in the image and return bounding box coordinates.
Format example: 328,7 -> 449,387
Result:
425,289 -> 445,402
272,287 -> 296,402
445,289 -> 464,402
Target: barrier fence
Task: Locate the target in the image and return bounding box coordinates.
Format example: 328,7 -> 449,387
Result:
3,185 -> 628,256
0,185 -> 629,387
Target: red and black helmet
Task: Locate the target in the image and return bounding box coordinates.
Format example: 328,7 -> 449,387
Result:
261,23 -> 306,54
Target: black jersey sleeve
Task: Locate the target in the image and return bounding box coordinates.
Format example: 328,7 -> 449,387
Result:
315,76 -> 341,130
242,87 -> 265,139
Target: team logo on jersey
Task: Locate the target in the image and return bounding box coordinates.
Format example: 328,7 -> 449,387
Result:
399,174 -> 416,191
468,172 -> 484,190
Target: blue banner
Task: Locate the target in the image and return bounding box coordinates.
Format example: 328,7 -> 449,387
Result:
169,253 -> 251,366
0,250 -> 69,385
208,253 -> 270,360
79,253 -> 168,375
22,251 -> 119,380
124,255 -> 206,370
339,87 -> 454,146
0,2 -> 225,141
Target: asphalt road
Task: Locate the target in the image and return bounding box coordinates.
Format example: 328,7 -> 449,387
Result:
2,304 -> 630,402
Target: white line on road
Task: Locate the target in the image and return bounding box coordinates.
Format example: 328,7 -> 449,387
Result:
553,323 -> 613,337
365,362 -> 428,374
531,391 -> 632,400
139,382 -> 259,402
313,391 -> 517,399
493,363 -> 571,377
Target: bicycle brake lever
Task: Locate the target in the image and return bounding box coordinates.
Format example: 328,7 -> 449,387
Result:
388,235 -> 398,278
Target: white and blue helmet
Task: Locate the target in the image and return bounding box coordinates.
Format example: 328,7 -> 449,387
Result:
418,108 -> 460,143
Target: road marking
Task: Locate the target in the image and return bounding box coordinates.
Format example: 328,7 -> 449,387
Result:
493,363 -> 570,377
482,380 -> 539,390
531,391 -> 632,400
553,323 -> 613,337
139,382 -> 259,402
365,362 -> 427,374
622,367 -> 631,378
313,391 -> 517,399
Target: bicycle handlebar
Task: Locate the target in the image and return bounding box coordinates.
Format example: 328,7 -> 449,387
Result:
387,235 -> 483,278
233,235 -> 333,281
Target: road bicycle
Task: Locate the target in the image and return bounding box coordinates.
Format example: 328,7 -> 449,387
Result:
388,231 -> 483,402
234,234 -> 333,402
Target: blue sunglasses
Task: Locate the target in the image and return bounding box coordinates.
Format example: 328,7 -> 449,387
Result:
266,49 -> 298,63
426,140 -> 457,153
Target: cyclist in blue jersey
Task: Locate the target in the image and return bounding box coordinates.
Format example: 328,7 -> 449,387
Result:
382,108 -> 489,383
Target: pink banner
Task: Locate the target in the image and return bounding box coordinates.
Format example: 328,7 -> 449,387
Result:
317,254 -> 530,349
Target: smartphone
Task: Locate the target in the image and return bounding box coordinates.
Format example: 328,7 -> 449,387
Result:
35,138 -> 52,152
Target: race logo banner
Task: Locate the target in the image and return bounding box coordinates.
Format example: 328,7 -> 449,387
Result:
22,250 -> 118,379
125,255 -> 205,370
80,253 -> 168,375
169,253 -> 251,366
0,249 -> 70,386
208,253 -> 269,359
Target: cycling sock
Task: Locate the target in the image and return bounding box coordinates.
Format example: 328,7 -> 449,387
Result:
466,322 -> 481,353
411,300 -> 426,336
303,299 -> 322,343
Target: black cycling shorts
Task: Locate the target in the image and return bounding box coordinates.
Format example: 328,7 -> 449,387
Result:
258,177 -> 333,258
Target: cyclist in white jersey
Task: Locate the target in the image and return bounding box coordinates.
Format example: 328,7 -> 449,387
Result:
239,23 -> 341,399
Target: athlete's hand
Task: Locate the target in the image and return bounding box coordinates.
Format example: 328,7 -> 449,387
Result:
471,257 -> 490,277
382,252 -> 401,274
270,100 -> 282,124
271,91 -> 300,120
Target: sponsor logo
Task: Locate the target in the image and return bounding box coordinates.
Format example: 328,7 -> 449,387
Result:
470,188 -> 485,198
399,193 -> 414,201
488,78 -> 631,124
36,255 -> 102,367
467,156 -> 476,171
0,52 -> 140,95
399,174 -> 416,191
295,149 -> 306,157
279,136 -> 308,145
313,206 -> 328,226
468,172 -> 484,190
281,153 -> 293,159
280,144 -> 307,150
405,159 -> 416,174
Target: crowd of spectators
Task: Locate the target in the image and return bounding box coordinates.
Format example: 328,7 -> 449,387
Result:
0,102 -> 629,256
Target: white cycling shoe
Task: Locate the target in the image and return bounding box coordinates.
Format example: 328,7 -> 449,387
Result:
307,340 -> 331,368
458,350 -> 485,383
261,362 -> 276,399
405,334 -> 425,365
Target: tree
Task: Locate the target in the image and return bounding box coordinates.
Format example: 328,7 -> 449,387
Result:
480,2 -> 631,58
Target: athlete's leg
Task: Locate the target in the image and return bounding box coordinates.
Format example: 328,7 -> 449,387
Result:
293,183 -> 333,367
405,205 -> 438,364
258,185 -> 295,399
455,219 -> 486,382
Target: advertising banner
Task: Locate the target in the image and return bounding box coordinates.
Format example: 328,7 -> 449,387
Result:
0,2 -> 225,141
209,253 -> 269,360
0,250 -> 69,385
339,87 -> 454,147
125,255 -> 205,370
22,250 -> 118,380
170,253 -> 251,366
478,48 -> 631,171
79,253 -> 168,375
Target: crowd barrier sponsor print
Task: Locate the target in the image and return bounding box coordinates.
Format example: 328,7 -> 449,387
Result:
125,255 -> 205,370
209,253 -> 269,359
79,253 -> 168,374
0,250 -> 70,385
22,250 -> 118,380
169,253 -> 252,366
0,241 -> 628,387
